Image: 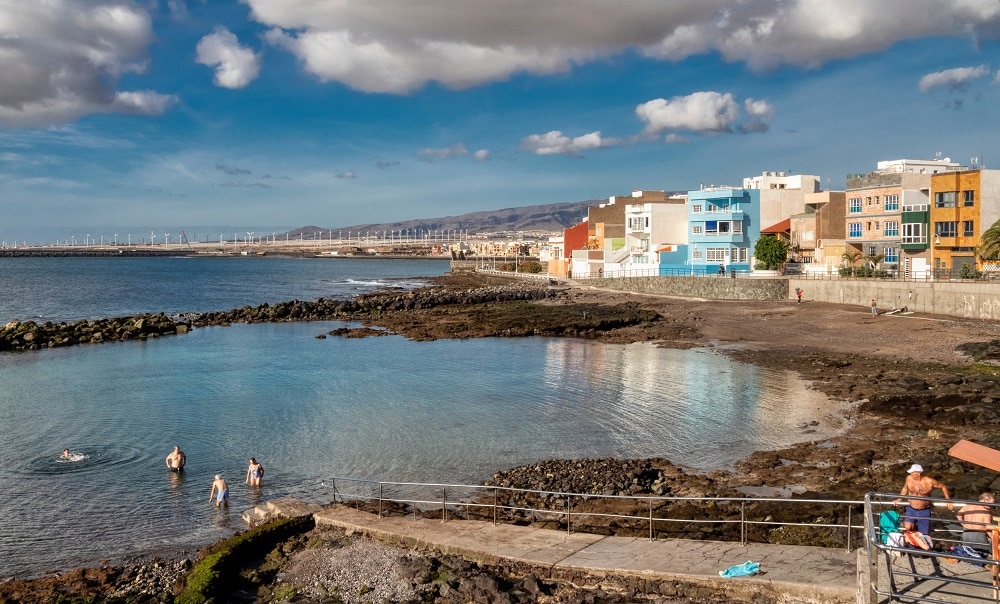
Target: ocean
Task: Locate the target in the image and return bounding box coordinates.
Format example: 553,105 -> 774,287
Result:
0,256 -> 838,578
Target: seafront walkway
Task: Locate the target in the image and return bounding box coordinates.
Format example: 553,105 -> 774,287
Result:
259,499 -> 858,603
253,497 -> 1000,603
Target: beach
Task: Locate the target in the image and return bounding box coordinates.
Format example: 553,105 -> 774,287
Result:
3,272 -> 1000,601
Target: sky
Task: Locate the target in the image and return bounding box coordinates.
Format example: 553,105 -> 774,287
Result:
2,0 -> 1000,243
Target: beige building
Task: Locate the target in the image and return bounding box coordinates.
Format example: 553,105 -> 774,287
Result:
790,190 -> 846,273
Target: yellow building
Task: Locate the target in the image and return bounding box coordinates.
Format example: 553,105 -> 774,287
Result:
929,169 -> 1000,275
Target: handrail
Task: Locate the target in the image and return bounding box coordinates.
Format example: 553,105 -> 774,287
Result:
328,476 -> 864,551
864,492 -> 1000,604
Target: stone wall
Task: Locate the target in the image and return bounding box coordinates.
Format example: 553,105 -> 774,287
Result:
578,275 -> 788,300
788,278 -> 1000,320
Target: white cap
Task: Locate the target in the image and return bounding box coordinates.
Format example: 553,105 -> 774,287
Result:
214,474 -> 221,479
907,464 -> 923,474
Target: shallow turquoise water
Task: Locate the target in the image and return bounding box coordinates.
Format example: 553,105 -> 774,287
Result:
0,256 -> 838,577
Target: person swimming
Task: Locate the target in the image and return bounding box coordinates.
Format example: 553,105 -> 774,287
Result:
59,448 -> 86,462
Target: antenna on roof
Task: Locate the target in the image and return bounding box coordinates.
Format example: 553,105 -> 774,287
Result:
935,151 -> 942,159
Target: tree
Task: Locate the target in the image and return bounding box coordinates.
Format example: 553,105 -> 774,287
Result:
977,219 -> 1000,261
841,250 -> 862,268
865,252 -> 885,269
753,236 -> 790,270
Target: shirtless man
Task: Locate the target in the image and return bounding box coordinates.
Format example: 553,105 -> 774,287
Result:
894,464 -> 951,535
956,492 -> 995,552
209,475 -> 229,507
165,445 -> 186,471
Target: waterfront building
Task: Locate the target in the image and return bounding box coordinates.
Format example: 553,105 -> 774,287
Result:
789,190 -> 847,274
686,172 -> 818,274
929,167 -> 1000,276
845,158 -> 962,278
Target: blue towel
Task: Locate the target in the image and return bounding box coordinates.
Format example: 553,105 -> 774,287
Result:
719,561 -> 760,578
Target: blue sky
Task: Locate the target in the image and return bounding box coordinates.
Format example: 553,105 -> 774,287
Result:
2,0 -> 1000,242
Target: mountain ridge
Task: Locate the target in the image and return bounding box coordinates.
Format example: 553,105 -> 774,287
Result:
284,199 -> 599,238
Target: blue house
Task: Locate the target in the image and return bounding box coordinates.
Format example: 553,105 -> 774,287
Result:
685,186 -> 759,274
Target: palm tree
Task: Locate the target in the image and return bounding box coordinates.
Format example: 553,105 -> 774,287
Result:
977,219 -> 1000,261
841,250 -> 861,268
865,252 -> 885,270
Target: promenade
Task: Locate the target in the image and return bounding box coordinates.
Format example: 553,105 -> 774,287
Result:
309,504 -> 857,603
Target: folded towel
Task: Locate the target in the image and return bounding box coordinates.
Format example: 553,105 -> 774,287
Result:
719,561 -> 760,578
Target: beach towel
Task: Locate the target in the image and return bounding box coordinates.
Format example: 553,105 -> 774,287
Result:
879,510 -> 900,544
903,531 -> 933,550
719,561 -> 760,578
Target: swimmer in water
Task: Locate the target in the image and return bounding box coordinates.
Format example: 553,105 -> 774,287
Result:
165,445 -> 186,471
61,448 -> 72,459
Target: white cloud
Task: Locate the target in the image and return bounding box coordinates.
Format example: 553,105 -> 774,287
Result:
518,131 -> 610,156
245,0 -> 1000,93
112,91 -> 179,115
416,143 -> 472,161
0,0 -> 164,126
918,65 -> 991,91
523,91 -> 770,157
196,28 -> 262,89
637,92 -> 741,134
472,149 -> 491,161
335,171 -> 357,179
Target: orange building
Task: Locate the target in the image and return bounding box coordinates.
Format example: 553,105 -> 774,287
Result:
929,169 -> 1000,275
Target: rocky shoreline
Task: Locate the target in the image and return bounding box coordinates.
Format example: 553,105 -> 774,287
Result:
4,272 -> 1000,601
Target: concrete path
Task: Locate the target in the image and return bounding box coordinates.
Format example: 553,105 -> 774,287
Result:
311,504 -> 857,603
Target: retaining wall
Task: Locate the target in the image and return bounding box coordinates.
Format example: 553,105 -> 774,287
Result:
578,275 -> 788,300
788,279 -> 1000,320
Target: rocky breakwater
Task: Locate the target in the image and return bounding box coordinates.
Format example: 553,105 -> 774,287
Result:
185,283 -> 558,329
0,314 -> 189,352
0,283 -> 558,353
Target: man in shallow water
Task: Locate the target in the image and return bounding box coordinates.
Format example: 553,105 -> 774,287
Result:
209,474 -> 229,507
165,445 -> 186,471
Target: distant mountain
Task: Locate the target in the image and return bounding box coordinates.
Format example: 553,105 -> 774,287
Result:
283,199 -> 599,239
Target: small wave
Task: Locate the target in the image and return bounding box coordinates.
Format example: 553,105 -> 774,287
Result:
21,445 -> 151,476
343,278 -> 387,286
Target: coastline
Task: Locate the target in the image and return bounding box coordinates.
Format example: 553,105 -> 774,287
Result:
4,272 -> 1000,599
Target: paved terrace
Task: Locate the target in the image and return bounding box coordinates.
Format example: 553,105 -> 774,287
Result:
295,502 -> 858,603
255,499 -> 1000,603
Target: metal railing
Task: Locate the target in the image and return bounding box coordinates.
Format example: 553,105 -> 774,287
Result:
863,492 -> 1000,604
328,476 -> 863,551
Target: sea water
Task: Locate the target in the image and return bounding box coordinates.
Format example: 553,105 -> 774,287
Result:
0,257 -> 839,578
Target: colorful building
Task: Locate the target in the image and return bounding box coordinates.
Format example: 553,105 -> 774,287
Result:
929,168 -> 1000,276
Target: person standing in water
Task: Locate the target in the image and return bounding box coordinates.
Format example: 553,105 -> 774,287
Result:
165,445 -> 186,471
246,457 -> 264,487
209,475 -> 229,507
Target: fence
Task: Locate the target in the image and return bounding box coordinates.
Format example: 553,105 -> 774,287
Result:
328,476 -> 863,551
863,492 -> 1000,603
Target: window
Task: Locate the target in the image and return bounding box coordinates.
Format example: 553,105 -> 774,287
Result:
628,217 -> 648,231
849,198 -> 862,213
692,250 -> 703,260
706,247 -> 727,262
731,247 -> 747,262
884,195 -> 899,211
705,220 -> 718,234
875,196 -> 880,205
866,221 -> 872,232
866,197 -> 872,206
868,246 -> 877,256
934,191 -> 957,208
884,247 -> 898,263
884,221 -> 899,237
849,223 -> 862,237
901,223 -> 926,244
692,225 -> 703,234
732,221 -> 743,234
964,220 -> 974,237
935,221 -> 957,237
692,204 -> 703,213
875,221 -> 880,231
964,190 -> 975,206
